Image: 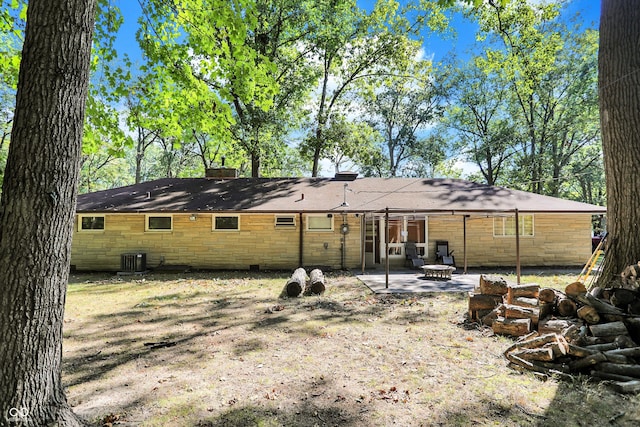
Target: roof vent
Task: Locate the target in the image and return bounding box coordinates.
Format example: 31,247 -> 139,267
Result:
334,171 -> 358,181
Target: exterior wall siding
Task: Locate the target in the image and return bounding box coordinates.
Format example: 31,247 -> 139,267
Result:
71,212 -> 592,271
426,213 -> 592,267
71,213 -> 362,271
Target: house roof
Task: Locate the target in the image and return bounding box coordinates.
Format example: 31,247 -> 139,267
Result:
76,177 -> 607,215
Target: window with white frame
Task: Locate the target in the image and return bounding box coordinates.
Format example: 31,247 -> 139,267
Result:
146,215 -> 172,231
275,215 -> 296,228
493,214 -> 534,237
213,215 -> 240,231
307,214 -> 333,231
78,215 -> 105,231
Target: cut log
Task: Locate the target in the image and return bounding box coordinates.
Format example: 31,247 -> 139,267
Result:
470,309 -> 494,322
575,293 -> 625,316
589,286 -> 604,298
577,305 -> 600,324
479,275 -> 509,295
503,333 -> 556,356
480,305 -> 504,326
550,335 -> 569,358
308,268 -> 326,295
507,283 -> 539,304
285,267 -> 308,297
468,292 -> 503,311
538,288 -> 557,303
513,296 -> 539,308
604,354 -> 632,364
629,300 -> 640,315
610,288 -> 639,308
584,342 -> 622,352
569,352 -> 607,372
538,318 -> 580,335
611,380 -> 640,394
566,344 -> 598,358
589,321 -> 628,337
565,281 -> 587,298
625,317 -> 640,344
493,317 -> 531,337
562,325 -> 585,344
604,347 -> 640,359
539,302 -> 554,321
505,352 -> 571,375
590,370 -> 638,383
593,362 -> 640,378
503,304 -> 539,324
556,293 -> 577,317
512,347 -> 554,362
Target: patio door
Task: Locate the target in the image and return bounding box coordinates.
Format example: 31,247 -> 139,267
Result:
382,216 -> 427,264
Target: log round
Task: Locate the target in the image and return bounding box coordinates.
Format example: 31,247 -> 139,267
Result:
557,295 -> 577,317
538,288 -> 557,303
479,275 -> 509,295
309,268 -> 326,294
286,267 -> 308,297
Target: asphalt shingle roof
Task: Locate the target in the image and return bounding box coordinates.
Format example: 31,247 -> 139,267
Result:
76,177 -> 606,215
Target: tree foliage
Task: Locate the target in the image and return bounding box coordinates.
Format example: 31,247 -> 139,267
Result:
441,0 -> 602,201
356,46 -> 446,177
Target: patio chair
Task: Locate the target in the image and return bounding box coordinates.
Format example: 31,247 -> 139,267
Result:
405,241 -> 425,268
436,240 -> 455,266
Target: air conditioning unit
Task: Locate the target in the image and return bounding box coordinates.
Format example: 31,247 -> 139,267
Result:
121,253 -> 147,272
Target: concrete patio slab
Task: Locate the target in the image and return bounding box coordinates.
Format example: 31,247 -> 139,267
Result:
356,270 -> 480,294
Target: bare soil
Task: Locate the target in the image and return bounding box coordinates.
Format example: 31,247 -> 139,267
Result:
63,271 -> 640,426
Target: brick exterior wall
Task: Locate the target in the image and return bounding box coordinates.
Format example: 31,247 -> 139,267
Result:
71,212 -> 592,271
425,213 -> 592,267
71,213 -> 362,271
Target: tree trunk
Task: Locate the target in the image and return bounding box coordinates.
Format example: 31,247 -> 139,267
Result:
0,1 -> 96,426
598,1 -> 640,287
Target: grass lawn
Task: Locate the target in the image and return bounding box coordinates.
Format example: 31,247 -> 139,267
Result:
63,270 -> 640,426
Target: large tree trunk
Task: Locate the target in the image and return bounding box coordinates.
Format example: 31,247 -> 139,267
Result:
597,1 -> 640,287
0,1 -> 96,426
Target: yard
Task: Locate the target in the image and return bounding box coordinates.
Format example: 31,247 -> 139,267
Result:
63,270 -> 640,426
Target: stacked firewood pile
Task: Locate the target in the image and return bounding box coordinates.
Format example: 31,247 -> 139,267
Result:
467,266 -> 640,393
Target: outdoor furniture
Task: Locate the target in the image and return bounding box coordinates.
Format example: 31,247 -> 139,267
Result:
405,241 -> 425,268
435,240 -> 455,266
421,264 -> 456,280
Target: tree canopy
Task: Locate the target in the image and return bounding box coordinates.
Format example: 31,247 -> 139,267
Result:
0,0 -> 602,204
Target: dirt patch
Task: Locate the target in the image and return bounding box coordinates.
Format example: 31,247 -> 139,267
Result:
63,271 -> 640,426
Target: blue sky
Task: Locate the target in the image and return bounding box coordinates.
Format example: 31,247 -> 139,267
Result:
112,0 -> 600,65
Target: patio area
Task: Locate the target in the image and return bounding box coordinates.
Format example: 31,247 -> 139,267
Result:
356,269 -> 480,294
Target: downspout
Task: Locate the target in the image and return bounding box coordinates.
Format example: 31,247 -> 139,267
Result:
463,215 -> 468,274
361,213 -> 366,274
515,208 -> 521,285
341,213 -> 347,270
299,212 -> 303,267
385,207 -> 389,289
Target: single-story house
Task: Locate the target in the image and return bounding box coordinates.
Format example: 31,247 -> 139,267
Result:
71,170 -> 606,272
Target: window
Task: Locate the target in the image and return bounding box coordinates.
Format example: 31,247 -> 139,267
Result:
146,215 -> 172,231
275,215 -> 296,228
214,215 -> 239,231
493,214 -> 534,237
307,215 -> 333,231
78,215 -> 104,231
